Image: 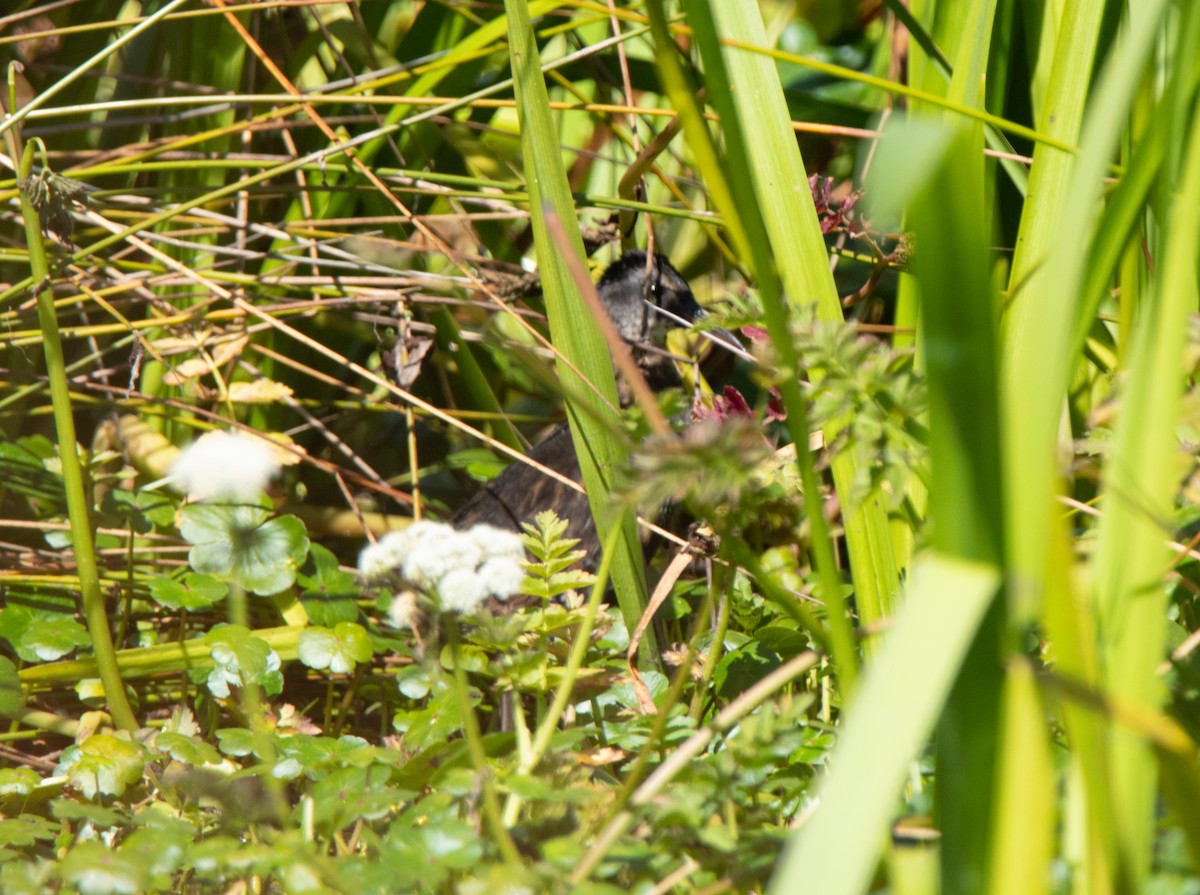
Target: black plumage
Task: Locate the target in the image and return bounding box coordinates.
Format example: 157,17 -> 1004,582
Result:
451,250 -> 706,567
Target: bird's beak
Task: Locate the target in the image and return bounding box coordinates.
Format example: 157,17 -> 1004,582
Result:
699,324 -> 751,361
652,303 -> 754,363
691,310 -> 754,364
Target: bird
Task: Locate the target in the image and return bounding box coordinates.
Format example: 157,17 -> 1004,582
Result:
451,249 -> 715,572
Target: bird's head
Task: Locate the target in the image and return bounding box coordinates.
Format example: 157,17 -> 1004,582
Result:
596,250 -> 743,393
596,250 -> 704,346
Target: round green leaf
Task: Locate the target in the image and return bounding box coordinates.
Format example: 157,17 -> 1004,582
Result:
180,502 -> 310,596
18,617 -> 90,662
297,543 -> 360,625
298,623 -> 372,675
154,731 -> 222,767
57,735 -> 146,799
201,625 -> 282,697
148,572 -> 228,611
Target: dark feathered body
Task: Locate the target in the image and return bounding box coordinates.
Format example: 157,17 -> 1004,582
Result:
452,250 -> 703,573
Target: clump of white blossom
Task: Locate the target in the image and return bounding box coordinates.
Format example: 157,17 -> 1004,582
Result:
169,430 -> 281,501
386,591 -> 418,629
359,521 -> 527,618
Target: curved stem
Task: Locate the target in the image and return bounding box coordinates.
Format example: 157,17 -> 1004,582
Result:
12,139 -> 137,732
445,622 -> 522,866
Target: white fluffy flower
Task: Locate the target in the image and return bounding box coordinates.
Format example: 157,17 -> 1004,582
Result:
436,568 -> 490,613
399,520 -> 457,548
386,591 -> 419,629
402,525 -> 482,587
359,522 -> 472,582
358,530 -> 412,580
477,557 -> 526,601
170,430 -> 281,501
360,521 -> 528,614
466,524 -> 526,562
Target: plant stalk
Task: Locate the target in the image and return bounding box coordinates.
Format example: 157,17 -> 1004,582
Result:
13,141 -> 137,732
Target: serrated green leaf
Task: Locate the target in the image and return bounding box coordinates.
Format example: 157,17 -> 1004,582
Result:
215,727 -> 276,761
14,616 -> 90,663
396,665 -> 437,700
713,641 -> 783,700
0,815 -> 59,847
0,768 -> 41,797
61,840 -> 149,895
393,687 -> 467,750
308,766 -> 401,832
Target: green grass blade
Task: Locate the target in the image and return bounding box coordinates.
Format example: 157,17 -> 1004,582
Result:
1000,4 -> 1170,890
770,553 -> 1000,895
1091,83 -> 1200,892
699,0 -> 901,643
988,661 -> 1055,895
999,0 -> 1105,623
12,143 -> 138,733
502,0 -> 650,643
671,0 -> 857,685
879,118 -> 1007,894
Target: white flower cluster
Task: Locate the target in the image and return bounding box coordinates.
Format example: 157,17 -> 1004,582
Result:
387,591 -> 419,630
169,430 -> 281,501
359,521 -> 527,614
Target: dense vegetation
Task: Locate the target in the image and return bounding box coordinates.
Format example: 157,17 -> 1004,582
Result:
1,1 -> 1199,893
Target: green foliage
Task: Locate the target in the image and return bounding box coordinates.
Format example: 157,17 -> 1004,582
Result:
148,573 -> 228,612
297,544 -> 360,625
393,681 -> 469,751
791,318 -> 926,504
0,435 -> 65,512
519,510 -> 596,601
298,622 -> 372,675
55,734 -> 147,799
179,500 -> 310,597
0,601 -> 90,662
193,625 -> 284,698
